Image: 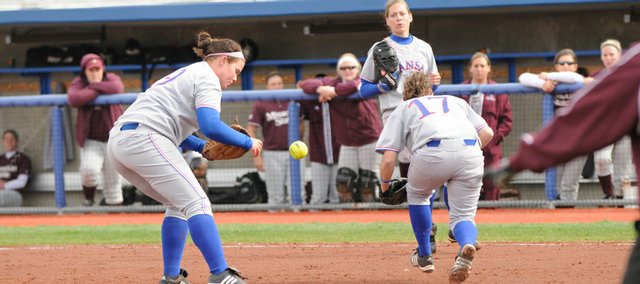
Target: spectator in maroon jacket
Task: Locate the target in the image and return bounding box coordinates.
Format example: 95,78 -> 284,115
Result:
461,52 -> 513,201
486,42 -> 640,284
300,53 -> 383,203
67,53 -> 124,206
247,71 -> 301,209
0,129 -> 32,207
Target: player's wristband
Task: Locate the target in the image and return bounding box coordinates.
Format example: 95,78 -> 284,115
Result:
377,83 -> 390,93
380,178 -> 392,184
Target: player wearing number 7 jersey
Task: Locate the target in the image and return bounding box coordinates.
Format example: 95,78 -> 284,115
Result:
107,31 -> 260,284
375,72 -> 493,283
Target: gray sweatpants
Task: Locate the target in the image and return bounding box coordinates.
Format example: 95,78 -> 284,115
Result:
0,190 -> 23,207
309,162 -> 339,204
263,150 -> 302,206
556,155 -> 588,201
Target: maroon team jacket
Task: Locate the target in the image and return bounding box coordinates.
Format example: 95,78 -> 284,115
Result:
461,79 -> 513,166
67,73 -> 124,147
300,76 -> 382,147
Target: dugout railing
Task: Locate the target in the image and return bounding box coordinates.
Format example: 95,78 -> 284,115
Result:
0,50 -> 602,94
1,82 -> 638,214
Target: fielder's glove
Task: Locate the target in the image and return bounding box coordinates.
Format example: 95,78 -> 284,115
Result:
483,158 -> 517,189
202,124 -> 250,161
372,40 -> 400,90
379,178 -> 408,205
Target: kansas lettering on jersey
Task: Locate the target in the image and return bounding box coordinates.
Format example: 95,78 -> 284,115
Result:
115,61 -> 222,145
361,36 -> 438,111
376,95 -> 488,154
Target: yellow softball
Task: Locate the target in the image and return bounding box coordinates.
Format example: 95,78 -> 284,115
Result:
289,140 -> 308,160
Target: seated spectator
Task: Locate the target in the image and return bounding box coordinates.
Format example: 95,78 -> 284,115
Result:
67,53 -> 125,206
0,130 -> 32,207
300,53 -> 383,203
519,48 -> 586,202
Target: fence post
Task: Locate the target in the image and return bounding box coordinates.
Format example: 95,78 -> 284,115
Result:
242,65 -> 254,90
542,94 -> 557,200
288,101 -> 302,206
508,59 -> 516,82
51,106 -> 67,208
39,74 -> 51,94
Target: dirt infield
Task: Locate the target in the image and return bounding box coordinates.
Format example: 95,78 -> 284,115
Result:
0,208 -> 638,283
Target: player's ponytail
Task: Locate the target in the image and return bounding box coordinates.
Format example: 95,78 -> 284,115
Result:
193,30 -> 213,58
402,72 -> 432,101
193,30 -> 243,63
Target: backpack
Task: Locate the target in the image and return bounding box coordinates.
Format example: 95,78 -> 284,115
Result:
209,171 -> 268,204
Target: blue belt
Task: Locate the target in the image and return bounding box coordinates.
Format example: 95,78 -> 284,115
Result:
120,122 -> 139,131
426,139 -> 476,147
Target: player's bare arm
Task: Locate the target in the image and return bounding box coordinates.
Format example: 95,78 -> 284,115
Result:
379,151 -> 398,192
477,126 -> 494,149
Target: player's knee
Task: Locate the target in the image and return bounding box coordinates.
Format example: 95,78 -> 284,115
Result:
80,168 -> 99,187
407,188 -> 432,205
595,158 -> 612,170
165,207 -> 188,221
183,198 -> 213,218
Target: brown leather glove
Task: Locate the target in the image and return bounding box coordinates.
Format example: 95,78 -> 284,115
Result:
201,124 -> 250,161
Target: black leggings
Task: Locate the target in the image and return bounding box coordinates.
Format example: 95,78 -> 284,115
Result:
623,220 -> 640,284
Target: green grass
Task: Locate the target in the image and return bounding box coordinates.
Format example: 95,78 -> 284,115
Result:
0,221 -> 634,246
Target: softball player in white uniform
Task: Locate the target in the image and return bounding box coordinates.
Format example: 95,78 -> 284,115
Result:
360,0 -> 442,253
107,32 -> 261,284
360,0 -> 440,165
376,72 -> 493,283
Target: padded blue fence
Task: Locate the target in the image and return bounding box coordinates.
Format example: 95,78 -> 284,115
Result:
0,83 -> 582,208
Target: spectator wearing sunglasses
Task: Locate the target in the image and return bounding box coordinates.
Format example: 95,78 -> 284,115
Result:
299,53 -> 383,204
518,49 -> 586,203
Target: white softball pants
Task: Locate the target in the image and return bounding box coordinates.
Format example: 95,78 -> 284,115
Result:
406,139 -> 484,230
337,141 -> 381,174
107,126 -> 211,220
594,136 -> 634,196
80,139 -> 123,204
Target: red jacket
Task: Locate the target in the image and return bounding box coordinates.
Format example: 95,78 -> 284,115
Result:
461,80 -> 513,165
300,76 -> 382,147
67,73 -> 124,147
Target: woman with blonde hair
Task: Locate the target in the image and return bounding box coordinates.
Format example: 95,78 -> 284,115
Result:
589,39 -> 633,200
